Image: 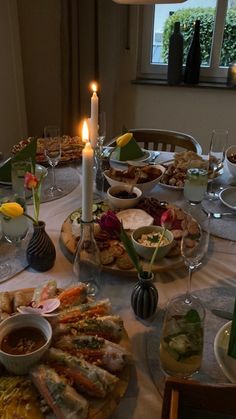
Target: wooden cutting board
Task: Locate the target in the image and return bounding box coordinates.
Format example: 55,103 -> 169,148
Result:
60,213 -> 184,276
0,287 -> 131,419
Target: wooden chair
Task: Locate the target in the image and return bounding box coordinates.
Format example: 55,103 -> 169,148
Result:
127,129 -> 202,154
161,377 -> 236,419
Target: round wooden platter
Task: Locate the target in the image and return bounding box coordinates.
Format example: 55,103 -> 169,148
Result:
0,287 -> 131,419
60,213 -> 184,277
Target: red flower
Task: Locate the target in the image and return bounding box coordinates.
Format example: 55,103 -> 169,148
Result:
98,210 -> 121,237
24,172 -> 39,190
160,208 -> 176,230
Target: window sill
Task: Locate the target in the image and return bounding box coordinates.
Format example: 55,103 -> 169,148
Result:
132,78 -> 236,90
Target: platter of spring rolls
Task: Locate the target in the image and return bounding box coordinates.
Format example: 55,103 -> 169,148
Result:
0,281 -> 132,419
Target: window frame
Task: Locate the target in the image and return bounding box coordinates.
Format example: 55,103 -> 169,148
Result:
137,0 -> 229,84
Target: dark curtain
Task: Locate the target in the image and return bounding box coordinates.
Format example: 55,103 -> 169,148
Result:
60,0 -> 99,136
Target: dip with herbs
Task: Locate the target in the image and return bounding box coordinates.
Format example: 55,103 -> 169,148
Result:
138,231 -> 170,247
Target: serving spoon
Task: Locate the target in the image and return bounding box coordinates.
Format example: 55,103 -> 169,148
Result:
201,207 -> 236,219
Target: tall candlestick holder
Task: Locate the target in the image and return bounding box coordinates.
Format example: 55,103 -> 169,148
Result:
73,220 -> 101,296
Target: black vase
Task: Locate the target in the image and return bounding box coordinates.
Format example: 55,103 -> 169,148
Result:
131,272 -> 158,320
167,21 -> 183,85
26,221 -> 56,272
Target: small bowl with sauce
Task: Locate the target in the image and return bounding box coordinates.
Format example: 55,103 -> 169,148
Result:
226,145 -> 236,179
107,185 -> 142,209
0,313 -> 52,375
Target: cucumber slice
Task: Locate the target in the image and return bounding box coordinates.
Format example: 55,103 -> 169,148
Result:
70,210 -> 81,222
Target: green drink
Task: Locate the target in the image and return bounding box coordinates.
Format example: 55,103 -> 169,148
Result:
160,296 -> 205,378
184,168 -> 208,204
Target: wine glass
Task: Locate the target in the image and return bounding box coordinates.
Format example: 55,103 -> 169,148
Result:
95,112 -> 106,195
44,126 -> 63,197
181,217 -> 210,305
0,221 -> 12,281
208,129 -> 229,199
97,111 -> 106,153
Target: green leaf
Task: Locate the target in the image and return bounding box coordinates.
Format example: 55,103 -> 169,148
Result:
185,309 -> 201,323
120,227 -> 142,274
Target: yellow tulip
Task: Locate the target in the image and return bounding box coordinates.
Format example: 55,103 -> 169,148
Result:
116,132 -> 133,148
0,202 -> 24,218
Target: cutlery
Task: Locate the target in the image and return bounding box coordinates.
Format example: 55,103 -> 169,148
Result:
211,309 -> 233,320
201,207 -> 236,219
149,151 -> 160,163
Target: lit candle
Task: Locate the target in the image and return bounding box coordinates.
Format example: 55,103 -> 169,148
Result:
82,120 -> 94,222
90,82 -> 99,149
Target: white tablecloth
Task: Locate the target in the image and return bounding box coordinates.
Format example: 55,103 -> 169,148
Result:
1,155 -> 236,419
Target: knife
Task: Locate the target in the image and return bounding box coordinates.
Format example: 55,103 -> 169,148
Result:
211,309 -> 233,320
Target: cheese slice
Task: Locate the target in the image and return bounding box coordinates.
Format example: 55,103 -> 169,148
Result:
117,209 -> 154,230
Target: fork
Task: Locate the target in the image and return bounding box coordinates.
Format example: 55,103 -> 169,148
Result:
201,207 -> 236,219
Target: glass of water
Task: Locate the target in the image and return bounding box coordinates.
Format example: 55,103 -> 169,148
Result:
0,194 -> 29,244
184,167 -> 208,205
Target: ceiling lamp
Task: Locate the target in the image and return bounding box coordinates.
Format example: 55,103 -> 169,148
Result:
113,0 -> 186,4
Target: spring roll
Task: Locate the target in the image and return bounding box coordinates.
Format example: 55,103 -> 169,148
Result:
53,315 -> 123,343
0,291 -> 12,314
57,299 -> 111,323
31,364 -> 88,419
54,335 -> 131,373
46,347 -> 118,398
58,285 -> 88,309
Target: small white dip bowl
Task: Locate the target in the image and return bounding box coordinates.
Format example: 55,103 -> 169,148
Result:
0,313 -> 52,375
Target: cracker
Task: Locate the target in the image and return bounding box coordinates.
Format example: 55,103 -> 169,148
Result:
116,253 -> 134,270
100,249 -> 115,265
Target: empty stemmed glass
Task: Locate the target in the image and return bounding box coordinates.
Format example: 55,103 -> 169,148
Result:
0,223 -> 12,281
44,126 -> 63,197
181,217 -> 210,304
208,129 -> 229,199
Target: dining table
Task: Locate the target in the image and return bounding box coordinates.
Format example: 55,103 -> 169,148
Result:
0,151 -> 236,419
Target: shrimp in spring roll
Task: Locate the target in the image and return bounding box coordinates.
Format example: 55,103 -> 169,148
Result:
53,315 -> 124,343
31,364 -> 88,419
57,299 -> 111,323
46,347 -> 118,398
58,285 -> 88,309
54,335 -> 131,373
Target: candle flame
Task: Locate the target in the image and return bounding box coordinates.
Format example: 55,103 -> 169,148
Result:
82,119 -> 89,142
91,82 -> 98,93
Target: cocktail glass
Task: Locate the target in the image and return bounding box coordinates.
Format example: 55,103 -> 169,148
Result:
159,294 -> 205,378
184,167 -> 208,205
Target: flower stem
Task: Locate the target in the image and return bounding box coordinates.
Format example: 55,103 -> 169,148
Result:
23,213 -> 37,225
148,227 -> 165,276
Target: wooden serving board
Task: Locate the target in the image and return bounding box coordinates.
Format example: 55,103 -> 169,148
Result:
0,287 -> 131,419
60,214 -> 184,277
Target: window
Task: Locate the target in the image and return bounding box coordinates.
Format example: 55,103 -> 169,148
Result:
137,0 -> 236,83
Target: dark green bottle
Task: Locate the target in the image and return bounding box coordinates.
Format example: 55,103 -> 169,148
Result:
184,20 -> 201,85
167,22 -> 183,85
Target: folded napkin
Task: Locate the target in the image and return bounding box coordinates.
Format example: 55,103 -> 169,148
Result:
227,298 -> 236,358
0,138 -> 37,182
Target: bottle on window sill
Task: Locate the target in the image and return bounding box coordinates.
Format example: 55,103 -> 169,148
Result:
184,20 -> 201,85
167,21 -> 183,85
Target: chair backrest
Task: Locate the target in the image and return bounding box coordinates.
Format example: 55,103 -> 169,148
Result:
161,377 -> 236,419
128,129 -> 202,154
